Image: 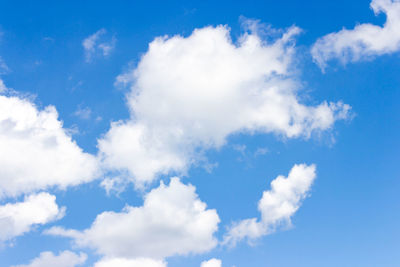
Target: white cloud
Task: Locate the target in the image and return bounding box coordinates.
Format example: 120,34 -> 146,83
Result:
98,37 -> 117,56
73,105 -> 92,120
201,258 -> 222,267
311,0 -> 400,69
98,22 -> 350,188
0,94 -> 99,198
46,178 -> 220,260
11,250 -> 87,267
0,193 -> 64,242
94,257 -> 166,267
254,147 -> 268,157
83,29 -> 116,62
223,164 -> 316,246
100,176 -> 129,196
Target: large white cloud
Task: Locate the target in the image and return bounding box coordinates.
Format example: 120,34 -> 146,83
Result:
223,164 -> 316,246
200,258 -> 222,267
0,192 -> 64,242
11,250 -> 87,267
93,257 -> 166,267
46,178 -> 220,260
312,0 -> 400,69
0,94 -> 99,197
98,22 -> 350,188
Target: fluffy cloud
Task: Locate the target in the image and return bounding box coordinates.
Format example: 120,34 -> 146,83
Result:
200,258 -> 222,267
83,28 -> 116,62
0,193 -> 64,242
94,258 -> 166,267
0,94 -> 99,197
99,22 -> 350,188
46,178 -> 220,259
312,0 -> 400,69
223,164 -> 316,246
11,250 -> 87,267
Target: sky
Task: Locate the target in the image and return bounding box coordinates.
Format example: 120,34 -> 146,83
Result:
0,0 -> 399,266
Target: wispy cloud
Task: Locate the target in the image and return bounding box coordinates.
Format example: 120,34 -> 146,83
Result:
73,105 -> 92,120
82,29 -> 116,62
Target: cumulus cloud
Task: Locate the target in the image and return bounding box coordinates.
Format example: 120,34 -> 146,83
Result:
94,257 -> 166,267
46,178 -> 220,260
312,0 -> 400,69
0,193 -> 64,242
83,28 -> 116,62
0,94 -> 99,197
201,258 -> 222,267
223,164 -> 316,246
11,250 -> 87,267
99,22 -> 350,188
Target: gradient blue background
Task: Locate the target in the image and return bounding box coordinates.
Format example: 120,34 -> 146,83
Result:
0,0 -> 399,266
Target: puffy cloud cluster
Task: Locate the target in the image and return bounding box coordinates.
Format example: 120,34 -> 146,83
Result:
46,178 -> 220,260
99,23 -> 350,188
0,18 -> 353,265
0,193 -> 64,242
0,94 -> 99,198
223,164 -> 316,246
312,0 -> 400,69
11,251 -> 87,267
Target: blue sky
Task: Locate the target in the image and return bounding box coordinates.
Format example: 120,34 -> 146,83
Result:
0,0 -> 399,266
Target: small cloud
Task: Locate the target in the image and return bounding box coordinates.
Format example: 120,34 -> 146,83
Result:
232,144 -> 269,167
43,36 -> 55,42
65,124 -> 80,136
203,161 -> 219,173
73,105 -> 92,120
183,7 -> 197,15
232,144 -> 246,155
254,147 -> 268,157
223,164 -> 316,247
82,29 -> 116,62
98,36 -> 117,56
70,80 -> 84,92
100,176 -> 129,196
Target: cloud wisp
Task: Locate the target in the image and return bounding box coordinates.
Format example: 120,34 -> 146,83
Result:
83,29 -> 116,62
312,0 -> 400,70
